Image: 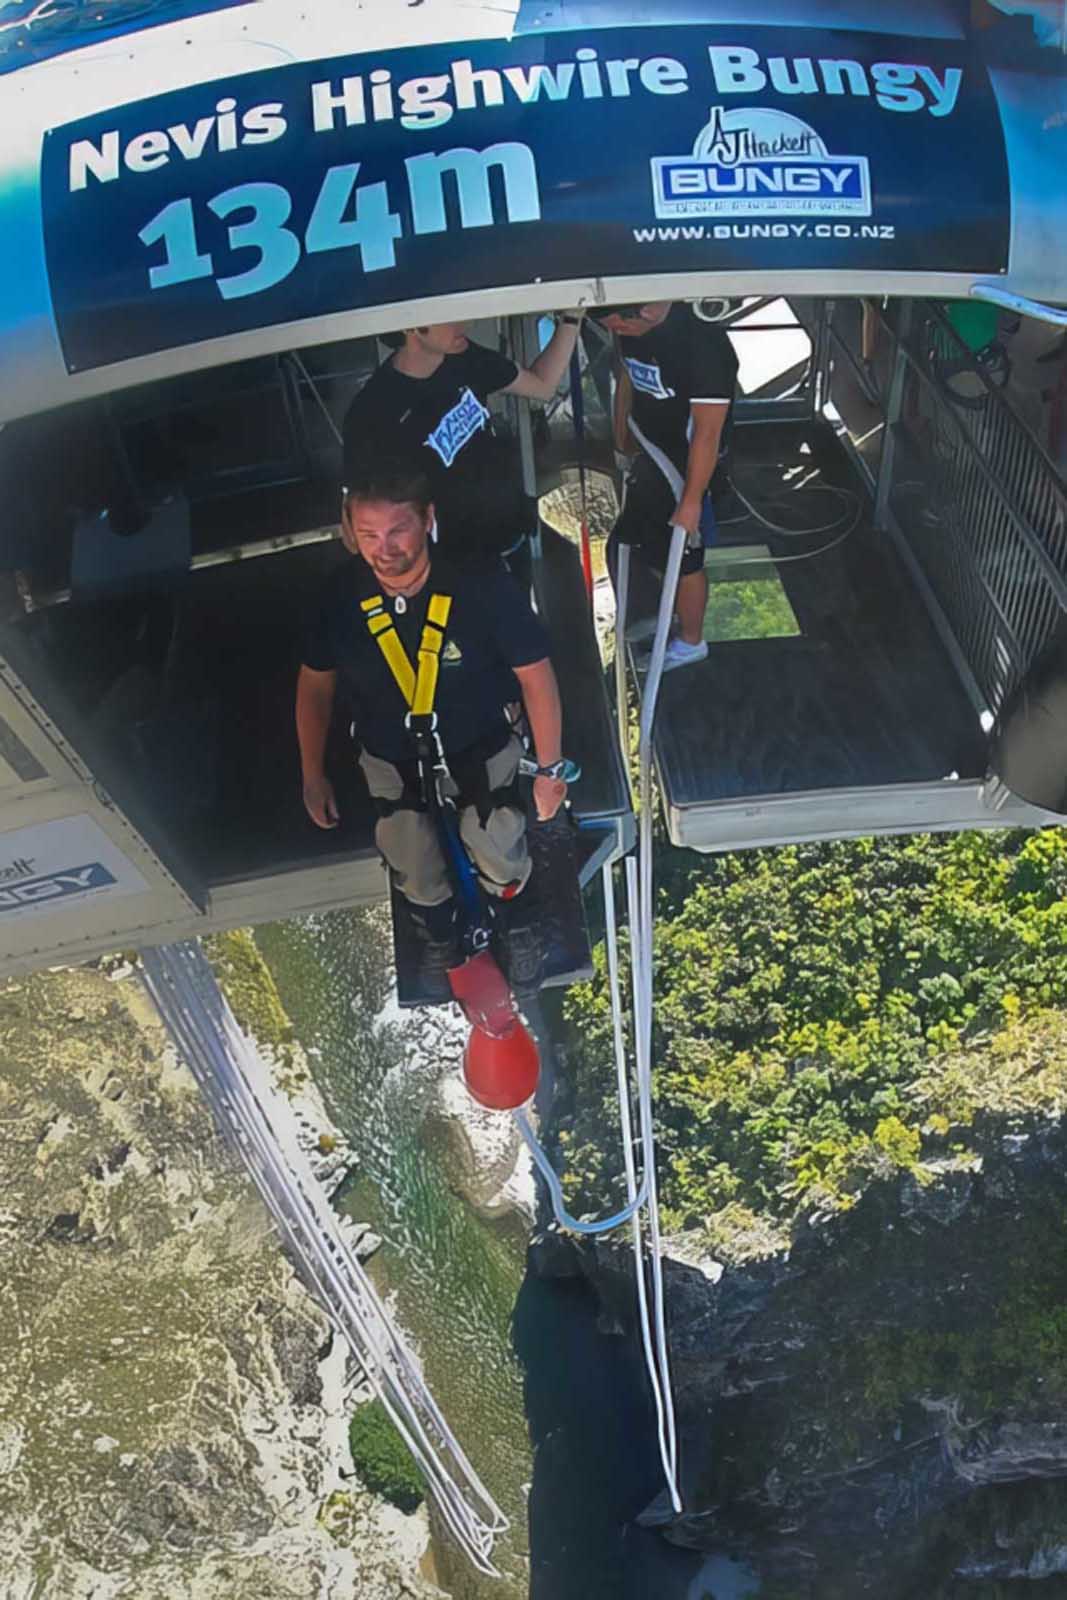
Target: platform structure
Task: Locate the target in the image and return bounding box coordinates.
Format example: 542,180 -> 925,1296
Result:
624,414 -> 1054,853
1,295 -> 1065,973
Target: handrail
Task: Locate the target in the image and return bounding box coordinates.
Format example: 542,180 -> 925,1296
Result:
854,296 -> 1067,719
890,307 -> 1067,614
971,282 -> 1067,330
928,300 -> 1067,493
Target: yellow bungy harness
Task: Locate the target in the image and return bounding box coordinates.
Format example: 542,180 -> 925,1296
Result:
360,590 -> 453,720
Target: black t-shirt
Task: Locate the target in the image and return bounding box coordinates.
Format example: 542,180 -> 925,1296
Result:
342,342 -> 522,557
619,306 -> 739,485
302,552 -> 549,763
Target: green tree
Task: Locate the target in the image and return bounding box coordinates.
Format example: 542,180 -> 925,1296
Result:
348,1400 -> 425,1513
560,829 -> 1067,1237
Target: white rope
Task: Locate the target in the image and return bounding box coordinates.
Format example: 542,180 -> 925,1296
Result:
614,540 -> 632,758
141,942 -> 507,1577
630,525 -> 687,1507
510,854 -> 681,1513
514,528 -> 685,1513
511,858 -> 650,1236
623,851 -> 682,1511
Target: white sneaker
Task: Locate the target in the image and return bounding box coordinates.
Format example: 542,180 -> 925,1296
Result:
662,638 -> 708,673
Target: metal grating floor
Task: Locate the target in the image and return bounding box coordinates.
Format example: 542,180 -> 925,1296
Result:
628,422 -> 989,842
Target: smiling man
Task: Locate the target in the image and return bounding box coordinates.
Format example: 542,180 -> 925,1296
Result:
296,451 -> 566,994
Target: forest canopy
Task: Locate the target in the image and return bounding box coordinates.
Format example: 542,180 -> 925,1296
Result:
559,828 -> 1067,1253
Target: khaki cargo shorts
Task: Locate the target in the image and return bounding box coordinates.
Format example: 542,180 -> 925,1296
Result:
358,735 -> 531,907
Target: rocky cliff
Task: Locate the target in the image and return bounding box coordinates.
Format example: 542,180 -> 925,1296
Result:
537,1115 -> 1067,1599
0,959 -> 436,1600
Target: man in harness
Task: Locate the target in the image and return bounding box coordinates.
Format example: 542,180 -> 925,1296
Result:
295,451 -> 568,994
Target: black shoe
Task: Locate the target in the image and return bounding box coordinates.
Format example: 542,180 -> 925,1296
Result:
410,904 -> 459,1004
495,891 -> 543,999
416,936 -> 460,1003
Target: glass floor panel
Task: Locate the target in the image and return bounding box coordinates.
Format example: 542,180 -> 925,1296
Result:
704,543 -> 802,644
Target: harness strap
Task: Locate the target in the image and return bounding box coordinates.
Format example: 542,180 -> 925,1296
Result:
361,591 -> 453,718
413,593 -> 453,718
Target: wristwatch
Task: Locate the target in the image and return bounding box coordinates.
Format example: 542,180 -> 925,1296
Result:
535,760 -> 568,780
559,313 -> 583,326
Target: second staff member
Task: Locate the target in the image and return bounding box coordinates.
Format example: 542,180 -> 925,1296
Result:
596,301 -> 739,672
343,316 -> 583,578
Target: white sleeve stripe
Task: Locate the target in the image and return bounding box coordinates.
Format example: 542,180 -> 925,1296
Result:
690,397 -> 731,405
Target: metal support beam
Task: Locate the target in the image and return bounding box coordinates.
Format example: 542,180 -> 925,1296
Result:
508,315 -> 542,562
142,941 -> 508,1576
812,298 -> 834,421
873,299 -> 914,532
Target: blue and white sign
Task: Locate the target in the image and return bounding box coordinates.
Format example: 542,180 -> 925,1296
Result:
39,21 -> 1011,373
0,815 -> 148,917
0,861 -> 117,913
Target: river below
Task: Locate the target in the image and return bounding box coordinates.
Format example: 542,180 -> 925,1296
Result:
256,907 -> 758,1600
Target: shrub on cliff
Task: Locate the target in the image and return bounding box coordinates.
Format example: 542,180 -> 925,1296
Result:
348,1400 -> 424,1513
560,828 -> 1067,1234
204,929 -> 297,1067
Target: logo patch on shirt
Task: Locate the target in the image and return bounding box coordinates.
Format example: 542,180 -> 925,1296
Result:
624,357 -> 675,400
441,640 -> 464,665
425,388 -> 491,468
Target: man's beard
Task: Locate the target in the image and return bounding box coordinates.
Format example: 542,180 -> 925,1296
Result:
375,545 -> 428,584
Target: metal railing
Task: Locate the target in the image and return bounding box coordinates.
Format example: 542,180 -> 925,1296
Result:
840,300 -> 1067,721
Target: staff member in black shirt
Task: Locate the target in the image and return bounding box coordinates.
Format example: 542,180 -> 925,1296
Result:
296,452 -> 567,990
342,316 -> 582,574
595,301 -> 739,672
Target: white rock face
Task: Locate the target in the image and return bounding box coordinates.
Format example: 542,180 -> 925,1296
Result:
0,966 -> 440,1600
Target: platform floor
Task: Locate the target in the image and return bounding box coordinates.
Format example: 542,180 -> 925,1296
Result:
625,421 -> 988,831
5,521 -> 630,891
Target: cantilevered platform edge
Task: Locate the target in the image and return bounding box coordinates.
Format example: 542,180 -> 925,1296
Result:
667,776 -> 1056,855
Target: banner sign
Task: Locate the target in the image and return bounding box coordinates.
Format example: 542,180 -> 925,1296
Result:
41,24 -> 1011,372
0,814 -> 147,917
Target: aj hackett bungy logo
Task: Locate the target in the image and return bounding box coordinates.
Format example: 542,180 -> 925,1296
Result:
652,105 -> 871,220
0,856 -> 35,883
0,817 -> 148,918
0,861 -> 118,912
